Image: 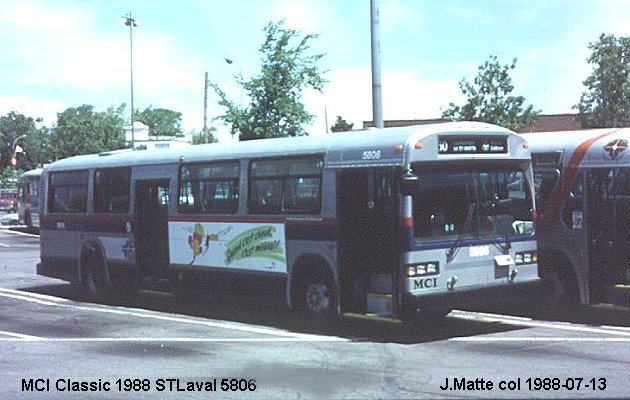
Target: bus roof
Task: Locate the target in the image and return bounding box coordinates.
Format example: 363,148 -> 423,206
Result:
45,121 -> 516,172
522,127 -> 630,168
20,168 -> 44,178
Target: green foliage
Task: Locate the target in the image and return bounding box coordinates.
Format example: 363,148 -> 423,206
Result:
22,124 -> 53,170
51,104 -> 127,159
575,34 -> 630,128
0,167 -> 21,189
330,116 -> 354,132
0,111 -> 48,170
191,127 -> 218,144
212,20 -> 326,141
136,106 -> 184,137
442,55 -> 539,132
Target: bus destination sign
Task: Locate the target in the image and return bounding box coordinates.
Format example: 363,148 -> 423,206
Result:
438,137 -> 508,155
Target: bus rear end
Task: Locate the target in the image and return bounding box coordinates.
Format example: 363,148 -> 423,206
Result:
395,128 -> 540,321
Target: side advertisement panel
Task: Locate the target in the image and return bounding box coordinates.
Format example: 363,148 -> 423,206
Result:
169,221 -> 287,273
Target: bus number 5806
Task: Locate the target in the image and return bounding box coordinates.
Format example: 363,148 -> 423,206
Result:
362,150 -> 381,160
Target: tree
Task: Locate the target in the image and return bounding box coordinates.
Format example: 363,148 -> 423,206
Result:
575,34 -> 630,128
211,20 -> 326,140
330,116 -> 354,132
22,122 -> 53,170
51,105 -> 127,159
0,111 -> 45,170
442,55 -> 539,132
0,167 -> 21,189
135,106 -> 184,137
191,127 -> 218,144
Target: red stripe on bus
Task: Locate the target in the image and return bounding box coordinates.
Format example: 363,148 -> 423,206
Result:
538,129 -> 621,233
40,214 -> 135,223
401,216 -> 413,228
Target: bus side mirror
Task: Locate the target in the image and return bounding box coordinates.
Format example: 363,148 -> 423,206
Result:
401,172 -> 418,195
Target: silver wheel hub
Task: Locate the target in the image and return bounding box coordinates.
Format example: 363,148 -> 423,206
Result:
306,283 -> 330,313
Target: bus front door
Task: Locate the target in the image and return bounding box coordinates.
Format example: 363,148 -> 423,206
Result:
135,180 -> 170,287
337,168 -> 400,314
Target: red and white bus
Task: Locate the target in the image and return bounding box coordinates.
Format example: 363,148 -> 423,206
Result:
523,127 -> 630,305
18,168 -> 43,231
37,122 -> 540,322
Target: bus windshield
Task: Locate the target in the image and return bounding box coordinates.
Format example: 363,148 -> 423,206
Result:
411,163 -> 534,242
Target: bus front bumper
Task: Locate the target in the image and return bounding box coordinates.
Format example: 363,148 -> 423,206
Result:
401,279 -> 543,317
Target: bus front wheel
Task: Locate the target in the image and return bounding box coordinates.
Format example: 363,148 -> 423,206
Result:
305,282 -> 333,314
23,210 -> 32,230
543,265 -> 578,307
293,267 -> 337,321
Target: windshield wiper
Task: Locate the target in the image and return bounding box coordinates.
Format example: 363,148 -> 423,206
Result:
446,202 -> 476,263
490,233 -> 511,254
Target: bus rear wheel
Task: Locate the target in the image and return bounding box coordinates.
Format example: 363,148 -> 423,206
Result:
81,249 -> 110,302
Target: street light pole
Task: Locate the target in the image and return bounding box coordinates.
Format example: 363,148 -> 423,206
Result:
370,0 -> 384,129
122,12 -> 138,149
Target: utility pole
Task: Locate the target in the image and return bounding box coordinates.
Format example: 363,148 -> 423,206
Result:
370,0 -> 384,129
122,12 -> 138,149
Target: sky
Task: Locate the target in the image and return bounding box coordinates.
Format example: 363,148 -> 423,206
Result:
0,0 -> 628,142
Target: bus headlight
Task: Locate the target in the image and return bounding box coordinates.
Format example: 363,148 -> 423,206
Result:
405,261 -> 439,277
515,251 -> 537,265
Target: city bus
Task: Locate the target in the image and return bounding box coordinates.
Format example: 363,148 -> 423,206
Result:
523,127 -> 630,306
18,168 -> 43,231
37,122 -> 540,322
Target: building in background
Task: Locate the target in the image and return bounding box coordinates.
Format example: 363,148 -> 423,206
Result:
363,113 -> 586,133
123,121 -> 190,150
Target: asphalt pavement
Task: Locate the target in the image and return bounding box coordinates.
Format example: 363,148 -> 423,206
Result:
1,227 -> 630,399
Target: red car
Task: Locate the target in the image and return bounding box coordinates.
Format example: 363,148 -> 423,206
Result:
0,189 -> 18,212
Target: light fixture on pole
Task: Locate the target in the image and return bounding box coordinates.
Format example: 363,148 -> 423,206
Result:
10,134 -> 26,168
121,12 -> 138,149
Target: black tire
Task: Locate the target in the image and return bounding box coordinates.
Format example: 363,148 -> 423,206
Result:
81,249 -> 110,302
24,210 -> 32,230
542,265 -> 579,307
293,267 -> 337,323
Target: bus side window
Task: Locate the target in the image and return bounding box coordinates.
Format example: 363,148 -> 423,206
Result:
48,171 -> 88,213
252,178 -> 283,211
93,168 -> 131,213
178,162 -> 240,214
609,168 -> 630,196
249,156 -> 322,214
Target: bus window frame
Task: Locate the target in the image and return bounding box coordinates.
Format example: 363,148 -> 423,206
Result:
93,167 -> 132,214
177,160 -> 241,215
248,155 -> 323,215
47,170 -> 89,214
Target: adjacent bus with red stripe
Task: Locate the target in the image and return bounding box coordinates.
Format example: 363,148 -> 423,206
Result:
523,127 -> 630,305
